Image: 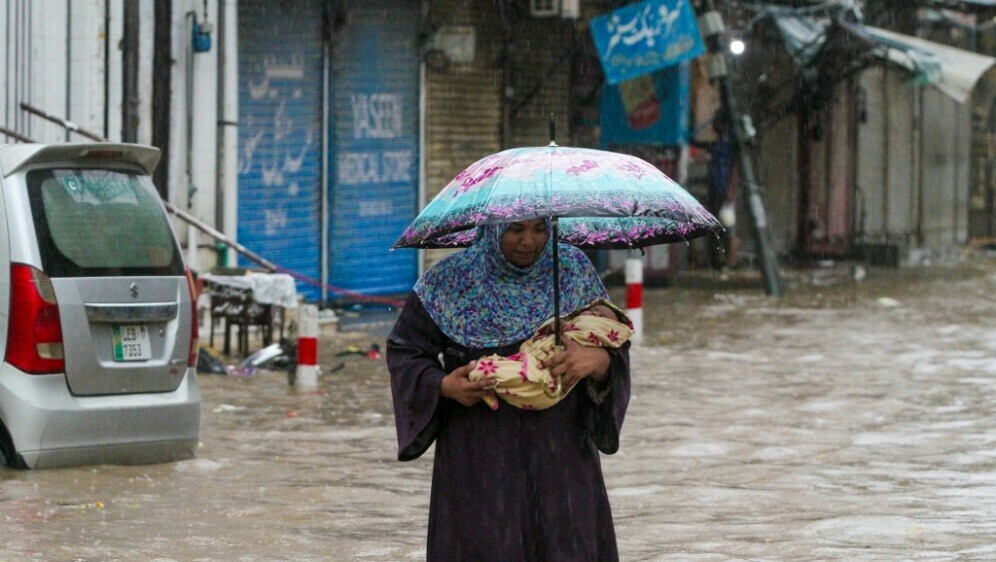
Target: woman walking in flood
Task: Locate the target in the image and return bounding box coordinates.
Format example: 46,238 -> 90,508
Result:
387,218 -> 632,562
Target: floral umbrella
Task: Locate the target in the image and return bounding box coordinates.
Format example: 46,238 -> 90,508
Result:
393,144 -> 723,342
393,145 -> 721,249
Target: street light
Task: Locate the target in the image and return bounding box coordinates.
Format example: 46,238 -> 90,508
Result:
729,38 -> 746,56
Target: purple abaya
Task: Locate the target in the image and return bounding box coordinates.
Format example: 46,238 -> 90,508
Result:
387,292 -> 631,562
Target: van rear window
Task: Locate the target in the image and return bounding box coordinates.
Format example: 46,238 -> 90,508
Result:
27,169 -> 183,277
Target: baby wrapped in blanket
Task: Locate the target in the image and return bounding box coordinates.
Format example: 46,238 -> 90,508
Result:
468,298 -> 633,410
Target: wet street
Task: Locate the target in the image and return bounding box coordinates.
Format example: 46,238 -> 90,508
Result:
3,256 -> 996,561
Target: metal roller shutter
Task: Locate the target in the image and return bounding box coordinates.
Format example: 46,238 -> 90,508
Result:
238,0 -> 324,301
329,0 -> 420,297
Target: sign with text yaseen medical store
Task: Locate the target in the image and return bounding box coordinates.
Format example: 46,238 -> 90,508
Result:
589,0 -> 705,85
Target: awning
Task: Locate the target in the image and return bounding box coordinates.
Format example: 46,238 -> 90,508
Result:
865,26 -> 995,104
753,5 -> 996,104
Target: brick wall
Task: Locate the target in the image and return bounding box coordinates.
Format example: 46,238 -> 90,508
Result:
422,0 -> 504,270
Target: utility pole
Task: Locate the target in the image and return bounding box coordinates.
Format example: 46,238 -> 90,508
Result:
122,1 -> 140,143
697,1 -> 783,296
152,0 -> 173,200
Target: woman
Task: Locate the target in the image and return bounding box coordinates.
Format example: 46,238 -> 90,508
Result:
387,218 -> 632,562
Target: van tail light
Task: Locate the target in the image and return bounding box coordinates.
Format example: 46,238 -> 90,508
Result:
185,269 -> 199,368
6,264 -> 65,374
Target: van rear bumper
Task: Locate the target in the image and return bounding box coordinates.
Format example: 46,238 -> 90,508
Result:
0,366 -> 201,469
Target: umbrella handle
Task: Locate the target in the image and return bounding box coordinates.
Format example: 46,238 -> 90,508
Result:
552,217 -> 560,346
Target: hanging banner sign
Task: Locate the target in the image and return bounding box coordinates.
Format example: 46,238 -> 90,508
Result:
600,64 -> 689,147
589,0 -> 705,85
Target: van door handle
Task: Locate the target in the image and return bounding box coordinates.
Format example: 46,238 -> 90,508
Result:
85,302 -> 179,323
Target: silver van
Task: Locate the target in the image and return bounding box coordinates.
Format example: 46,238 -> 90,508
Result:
0,143 -> 201,469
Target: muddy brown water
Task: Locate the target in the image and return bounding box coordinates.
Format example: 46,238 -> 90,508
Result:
3,257 -> 996,560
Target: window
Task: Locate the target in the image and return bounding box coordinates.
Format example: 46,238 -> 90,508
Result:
27,168 -> 183,277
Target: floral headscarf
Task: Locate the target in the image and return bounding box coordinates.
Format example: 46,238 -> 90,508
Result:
414,221 -> 609,348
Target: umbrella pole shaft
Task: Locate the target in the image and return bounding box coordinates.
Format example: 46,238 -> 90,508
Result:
553,218 -> 561,347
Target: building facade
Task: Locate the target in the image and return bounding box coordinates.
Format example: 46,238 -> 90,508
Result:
0,0 -> 588,304
6,0 -> 994,307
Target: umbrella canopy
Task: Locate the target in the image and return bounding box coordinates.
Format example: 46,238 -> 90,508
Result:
393,145 -> 722,250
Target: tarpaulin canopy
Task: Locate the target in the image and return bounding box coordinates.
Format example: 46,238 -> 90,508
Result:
753,4 -> 995,104
864,26 -> 995,104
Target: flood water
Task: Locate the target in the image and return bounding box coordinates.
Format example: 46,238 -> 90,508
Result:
3,256 -> 996,561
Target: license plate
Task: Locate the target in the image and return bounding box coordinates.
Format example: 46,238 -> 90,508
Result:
112,325 -> 152,361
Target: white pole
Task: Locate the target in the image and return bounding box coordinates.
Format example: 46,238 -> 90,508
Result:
295,304 -> 319,391
625,256 -> 644,343
220,0 -> 239,267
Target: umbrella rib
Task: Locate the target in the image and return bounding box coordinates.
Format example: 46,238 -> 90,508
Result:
477,149 -> 532,225
480,152 -> 515,223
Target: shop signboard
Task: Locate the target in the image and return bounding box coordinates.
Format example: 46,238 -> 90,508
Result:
590,0 -> 705,85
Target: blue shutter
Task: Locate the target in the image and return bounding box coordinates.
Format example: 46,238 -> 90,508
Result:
238,0 -> 324,301
329,0 -> 419,297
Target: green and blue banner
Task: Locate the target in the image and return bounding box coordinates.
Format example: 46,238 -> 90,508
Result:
590,0 -> 705,85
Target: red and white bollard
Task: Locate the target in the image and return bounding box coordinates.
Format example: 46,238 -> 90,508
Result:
625,256 -> 643,343
295,304 -> 319,391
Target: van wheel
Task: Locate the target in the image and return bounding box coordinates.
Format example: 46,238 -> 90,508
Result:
0,424 -> 26,469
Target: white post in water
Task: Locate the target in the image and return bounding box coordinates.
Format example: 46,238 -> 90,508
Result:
295,304 -> 319,391
625,256 -> 644,343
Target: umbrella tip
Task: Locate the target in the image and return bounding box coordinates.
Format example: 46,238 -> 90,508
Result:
549,113 -> 556,144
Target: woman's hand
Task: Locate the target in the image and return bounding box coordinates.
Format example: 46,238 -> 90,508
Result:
545,340 -> 611,390
440,361 -> 496,406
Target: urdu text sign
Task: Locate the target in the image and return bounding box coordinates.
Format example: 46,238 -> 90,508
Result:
589,0 -> 705,85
